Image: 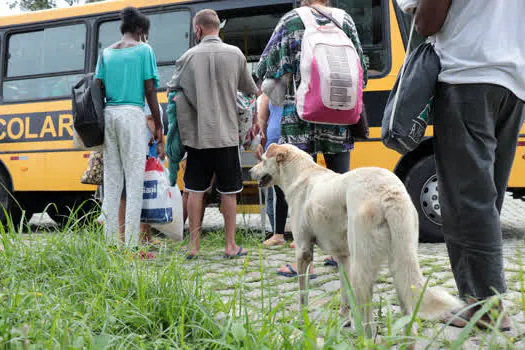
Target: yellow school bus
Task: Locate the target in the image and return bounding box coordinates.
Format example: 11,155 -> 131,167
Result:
1,0 -> 524,240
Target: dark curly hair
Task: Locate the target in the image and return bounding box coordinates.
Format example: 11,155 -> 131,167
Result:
119,7 -> 150,35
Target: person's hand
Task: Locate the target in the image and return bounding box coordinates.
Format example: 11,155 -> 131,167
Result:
251,123 -> 260,137
157,141 -> 166,161
255,143 -> 264,161
155,126 -> 163,144
260,131 -> 267,149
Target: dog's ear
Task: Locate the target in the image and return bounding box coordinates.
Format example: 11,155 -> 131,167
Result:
266,144 -> 287,164
276,152 -> 287,164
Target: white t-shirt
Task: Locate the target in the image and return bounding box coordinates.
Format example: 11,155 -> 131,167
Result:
433,0 -> 525,100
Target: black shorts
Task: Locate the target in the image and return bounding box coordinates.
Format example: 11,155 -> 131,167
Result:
184,146 -> 243,194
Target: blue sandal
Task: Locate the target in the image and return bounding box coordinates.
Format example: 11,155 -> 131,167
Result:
223,247 -> 248,259
324,256 -> 338,267
277,264 -> 317,279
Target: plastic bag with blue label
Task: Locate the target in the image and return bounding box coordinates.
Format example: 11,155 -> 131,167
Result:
141,157 -> 173,224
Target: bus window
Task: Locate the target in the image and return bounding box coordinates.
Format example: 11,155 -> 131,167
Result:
217,4 -> 293,74
97,10 -> 191,88
332,0 -> 389,76
4,24 -> 86,101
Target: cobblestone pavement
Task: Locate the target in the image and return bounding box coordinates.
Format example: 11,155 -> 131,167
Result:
12,192 -> 525,347
184,192 -> 525,348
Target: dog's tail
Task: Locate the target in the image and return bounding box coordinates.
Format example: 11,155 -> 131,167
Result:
384,191 -> 463,319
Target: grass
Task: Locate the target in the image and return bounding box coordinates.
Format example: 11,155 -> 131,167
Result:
0,206 -> 524,349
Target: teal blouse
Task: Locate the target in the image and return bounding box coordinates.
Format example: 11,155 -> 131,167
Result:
95,43 -> 159,108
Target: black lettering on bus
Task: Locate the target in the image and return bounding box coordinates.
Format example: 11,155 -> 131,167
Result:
0,119 -> 6,140
0,111 -> 74,143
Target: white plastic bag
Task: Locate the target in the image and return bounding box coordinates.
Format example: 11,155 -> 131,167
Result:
151,183 -> 184,241
141,157 -> 173,224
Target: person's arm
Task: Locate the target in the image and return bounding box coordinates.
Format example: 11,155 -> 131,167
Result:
144,80 -> 163,144
143,45 -> 163,143
96,79 -> 105,100
254,94 -> 270,160
94,53 -> 106,99
257,94 -> 270,144
238,53 -> 258,96
256,15 -> 293,81
167,52 -> 188,92
414,0 -> 452,37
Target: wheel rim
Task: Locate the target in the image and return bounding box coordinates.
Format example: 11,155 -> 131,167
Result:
420,174 -> 442,226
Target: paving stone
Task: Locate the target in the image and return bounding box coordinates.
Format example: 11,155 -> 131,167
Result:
512,312 -> 525,323
322,280 -> 341,293
375,283 -> 394,292
422,325 -> 463,343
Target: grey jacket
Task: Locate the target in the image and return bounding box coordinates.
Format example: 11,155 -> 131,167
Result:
167,36 -> 258,149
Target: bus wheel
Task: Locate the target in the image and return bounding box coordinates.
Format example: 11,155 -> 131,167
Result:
404,155 -> 444,243
0,170 -> 14,226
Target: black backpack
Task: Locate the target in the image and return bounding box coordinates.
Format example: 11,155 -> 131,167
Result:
72,73 -> 105,148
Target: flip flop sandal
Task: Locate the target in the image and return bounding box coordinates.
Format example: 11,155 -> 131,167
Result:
263,237 -> 286,247
186,254 -> 199,260
324,256 -> 338,267
223,247 -> 248,259
276,264 -> 317,279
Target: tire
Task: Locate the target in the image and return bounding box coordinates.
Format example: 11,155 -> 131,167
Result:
403,155 -> 444,243
0,170 -> 18,227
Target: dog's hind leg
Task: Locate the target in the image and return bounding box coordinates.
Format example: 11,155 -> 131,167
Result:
296,242 -> 314,308
347,202 -> 385,338
337,255 -> 352,322
349,248 -> 381,338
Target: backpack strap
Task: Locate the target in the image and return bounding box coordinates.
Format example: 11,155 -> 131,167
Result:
312,6 -> 345,31
330,8 -> 346,28
295,7 -> 319,29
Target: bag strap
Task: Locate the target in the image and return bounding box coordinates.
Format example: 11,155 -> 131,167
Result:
388,15 -> 416,133
311,6 -> 344,31
295,7 -> 319,29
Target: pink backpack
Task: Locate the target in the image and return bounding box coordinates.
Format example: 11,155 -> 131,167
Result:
295,7 -> 363,125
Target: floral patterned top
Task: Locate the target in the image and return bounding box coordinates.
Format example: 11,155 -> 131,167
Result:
256,8 -> 368,154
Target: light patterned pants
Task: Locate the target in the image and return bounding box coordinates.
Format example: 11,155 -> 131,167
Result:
102,105 -> 147,248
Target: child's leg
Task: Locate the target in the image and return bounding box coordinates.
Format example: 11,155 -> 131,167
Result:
140,223 -> 152,243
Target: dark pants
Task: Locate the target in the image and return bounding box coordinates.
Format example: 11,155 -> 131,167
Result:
433,83 -> 524,300
266,185 -> 288,234
266,152 -> 350,234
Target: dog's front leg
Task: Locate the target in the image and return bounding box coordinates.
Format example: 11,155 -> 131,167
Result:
296,244 -> 314,308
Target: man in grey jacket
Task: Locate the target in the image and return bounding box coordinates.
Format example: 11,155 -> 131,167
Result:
403,0 -> 525,331
168,9 -> 258,259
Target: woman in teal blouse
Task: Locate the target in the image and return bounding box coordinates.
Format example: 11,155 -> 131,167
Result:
95,7 -> 163,249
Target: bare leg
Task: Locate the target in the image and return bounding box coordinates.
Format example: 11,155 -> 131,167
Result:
183,190 -> 206,226
188,191 -> 205,256
222,193 -> 247,256
182,191 -> 189,225
140,223 -> 151,244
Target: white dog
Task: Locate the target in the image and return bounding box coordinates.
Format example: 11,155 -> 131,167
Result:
250,144 -> 462,335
